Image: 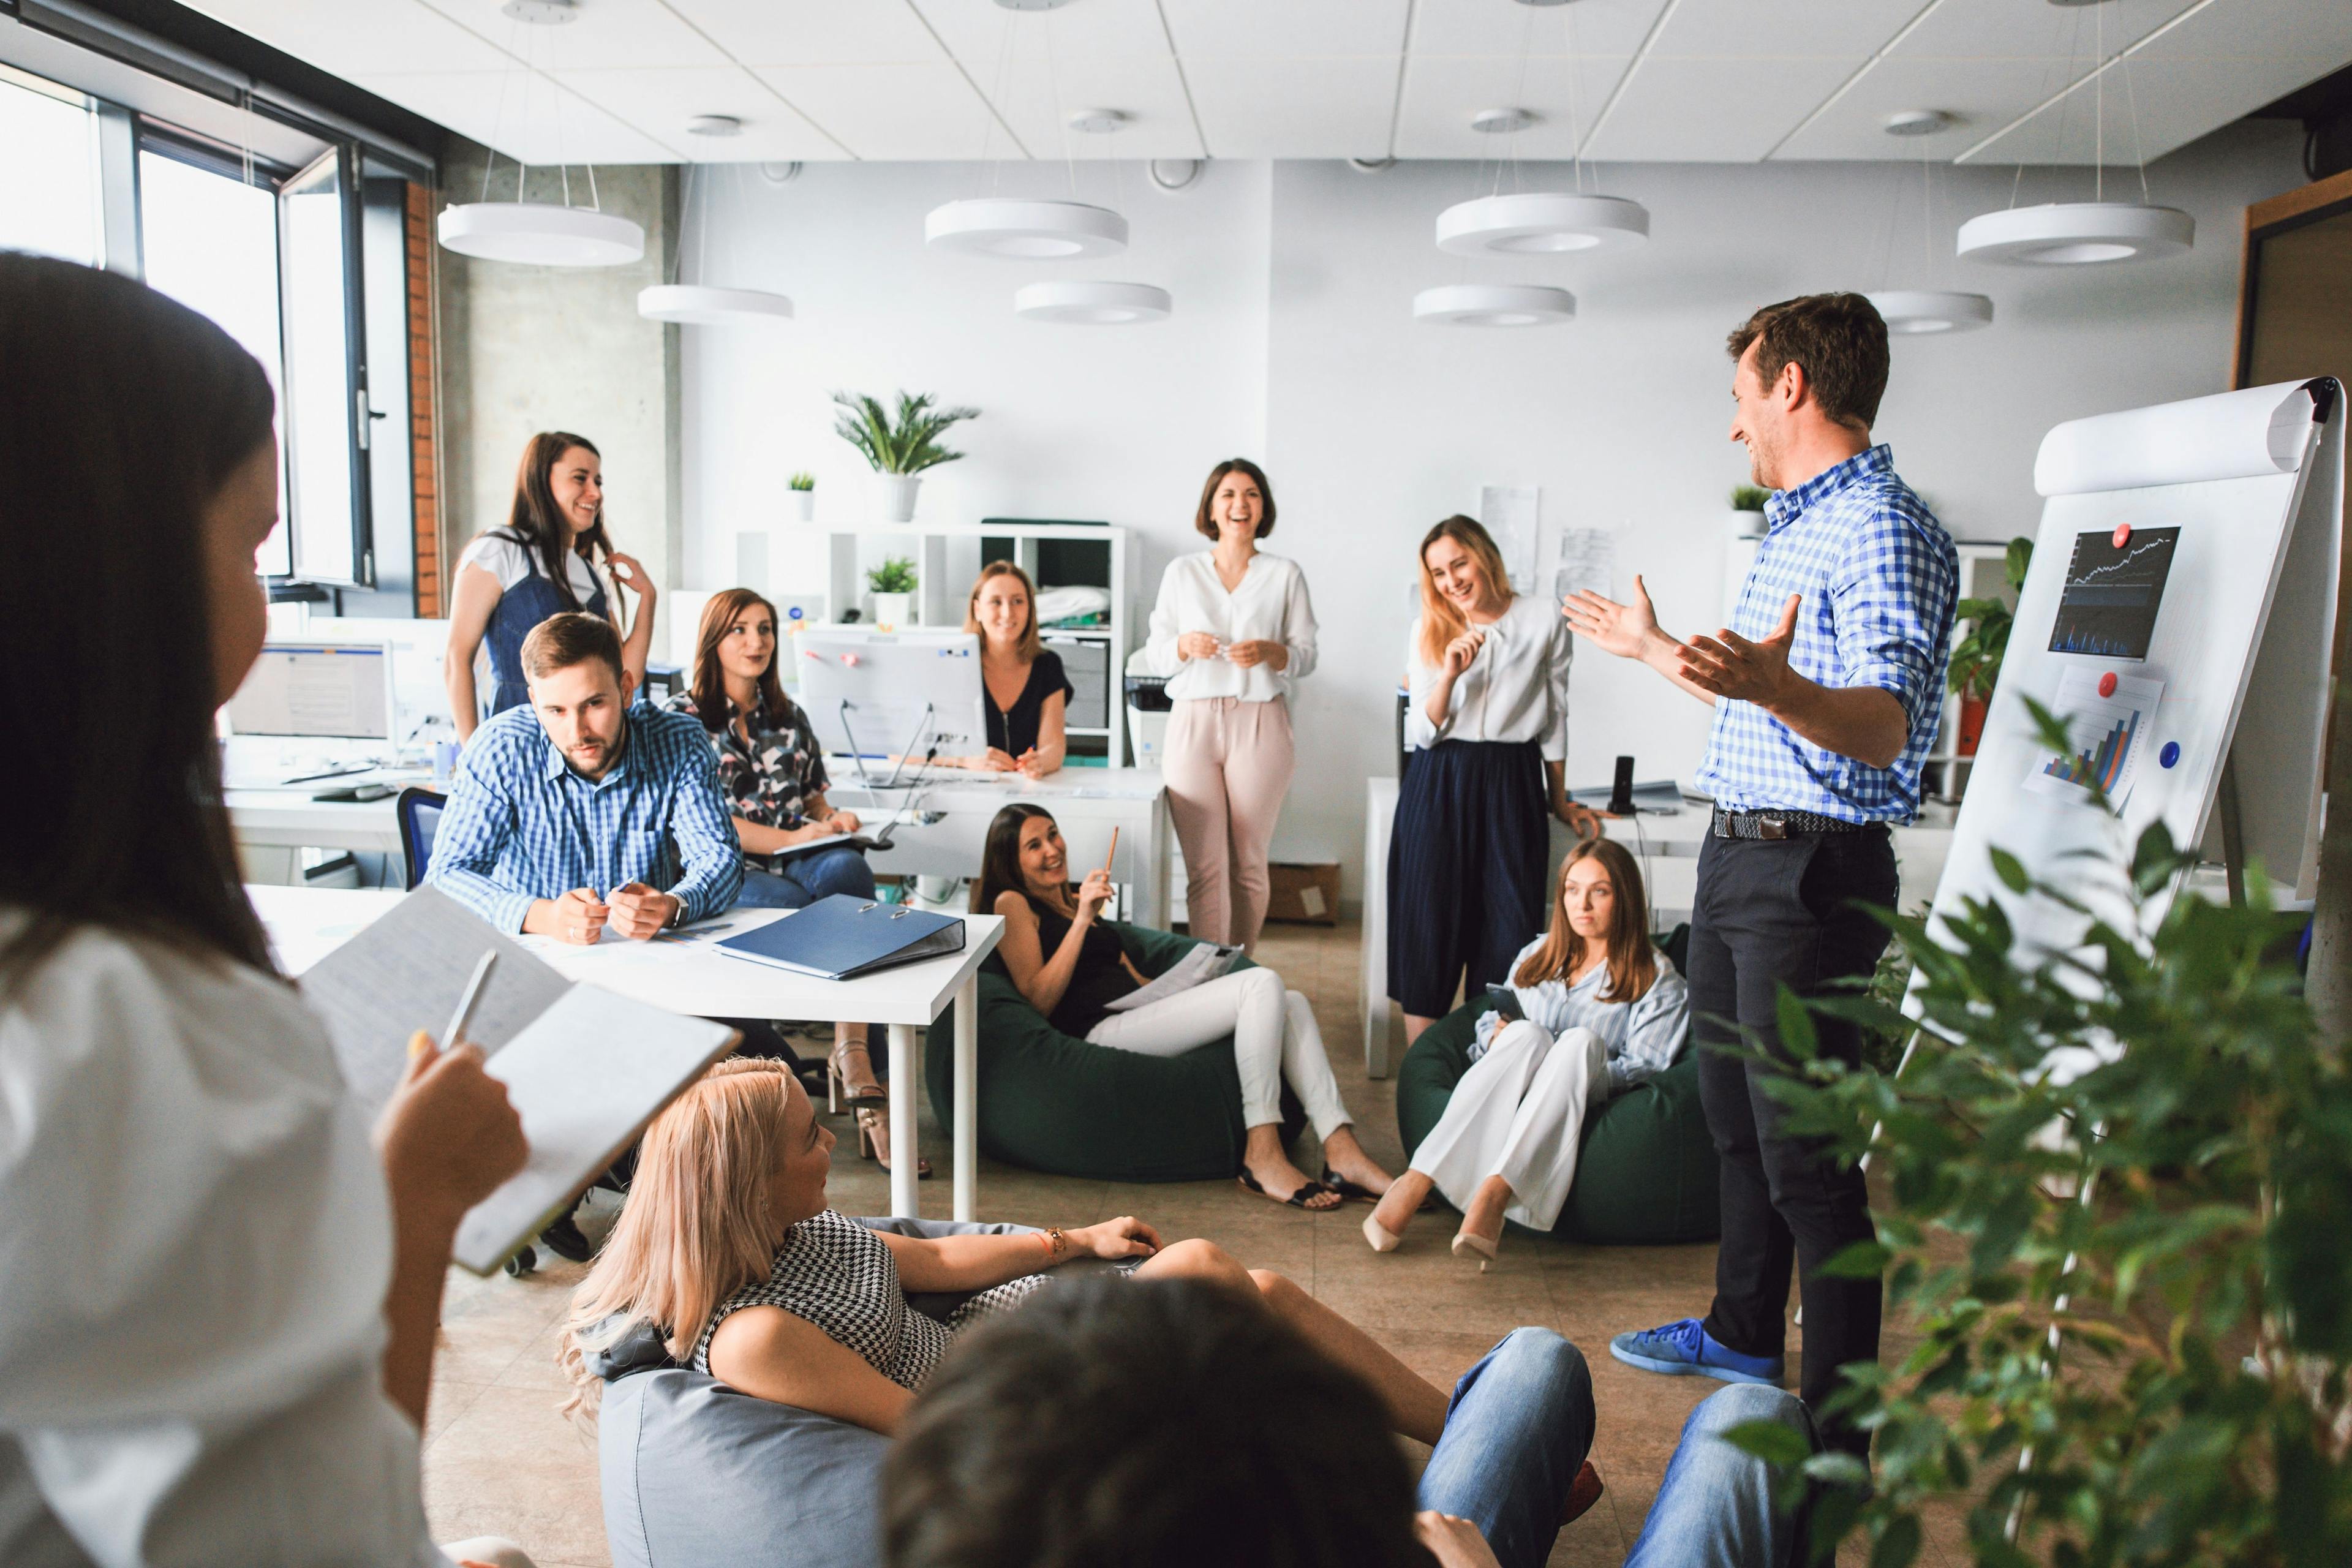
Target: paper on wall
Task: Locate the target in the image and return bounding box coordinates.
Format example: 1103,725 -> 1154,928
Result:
1479,486 -> 1541,593
1553,527 -> 1615,604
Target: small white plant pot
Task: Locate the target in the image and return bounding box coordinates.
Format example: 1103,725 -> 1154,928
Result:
1729,508 -> 1767,540
878,473 -> 922,523
870,591 -> 913,630
791,491 -> 816,522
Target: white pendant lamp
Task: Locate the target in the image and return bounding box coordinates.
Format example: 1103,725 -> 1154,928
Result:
1413,284 -> 1575,328
1868,290 -> 1994,335
437,202 -> 644,267
926,198 -> 1128,260
1014,281 -> 1170,325
638,284 -> 794,325
1436,192 -> 1647,256
1956,202 -> 2192,266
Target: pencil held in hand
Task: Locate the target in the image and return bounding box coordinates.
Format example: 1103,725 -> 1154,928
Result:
407,1029 -> 434,1062
1103,825 -> 1120,875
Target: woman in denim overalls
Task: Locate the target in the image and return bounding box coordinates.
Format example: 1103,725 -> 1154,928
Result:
445,431 -> 658,739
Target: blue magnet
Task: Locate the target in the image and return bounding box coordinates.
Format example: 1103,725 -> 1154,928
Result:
2160,741 -> 2180,769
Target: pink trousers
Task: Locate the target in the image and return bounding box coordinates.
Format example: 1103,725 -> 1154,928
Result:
1164,696 -> 1294,951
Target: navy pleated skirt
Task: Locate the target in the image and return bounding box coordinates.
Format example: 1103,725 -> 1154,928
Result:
1386,739 -> 1548,1018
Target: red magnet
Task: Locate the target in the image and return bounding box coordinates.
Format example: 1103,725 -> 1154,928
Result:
841,652 -> 861,667
2098,670 -> 2117,698
2112,521 -> 2132,549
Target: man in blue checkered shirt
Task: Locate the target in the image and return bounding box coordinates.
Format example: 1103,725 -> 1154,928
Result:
1564,293 -> 1957,1453
429,612 -> 742,941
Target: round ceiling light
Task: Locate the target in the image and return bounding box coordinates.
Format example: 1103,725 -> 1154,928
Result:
1068,107 -> 1130,134
1412,284 -> 1576,327
1868,290 -> 1994,335
1470,107 -> 1539,135
1956,202 -> 2193,266
437,202 -> 645,267
1014,281 -> 1171,325
500,0 -> 576,21
1436,192 -> 1648,255
638,284 -> 794,325
1882,110 -> 1953,137
925,198 -> 1128,259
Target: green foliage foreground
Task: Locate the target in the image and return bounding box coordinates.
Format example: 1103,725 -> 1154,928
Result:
1729,818 -> 2352,1567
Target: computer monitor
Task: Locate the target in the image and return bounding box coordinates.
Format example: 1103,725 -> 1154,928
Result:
794,627 -> 984,775
227,642 -> 394,741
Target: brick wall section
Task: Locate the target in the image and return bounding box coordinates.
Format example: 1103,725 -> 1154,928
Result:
404,180 -> 442,617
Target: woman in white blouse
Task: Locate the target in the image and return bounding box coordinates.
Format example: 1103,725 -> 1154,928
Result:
1390,516 -> 1607,1044
1143,459 -> 1317,951
0,256 -> 533,1567
1366,838 -> 1689,1265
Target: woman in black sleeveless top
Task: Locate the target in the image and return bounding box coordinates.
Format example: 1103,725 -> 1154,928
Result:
951,562 -> 1073,778
974,805 -> 1395,1210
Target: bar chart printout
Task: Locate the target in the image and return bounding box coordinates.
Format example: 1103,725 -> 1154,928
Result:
2024,668 -> 2166,807
2048,527 -> 2180,659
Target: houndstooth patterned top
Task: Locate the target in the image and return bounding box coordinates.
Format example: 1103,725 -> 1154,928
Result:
688,1209 -> 1049,1390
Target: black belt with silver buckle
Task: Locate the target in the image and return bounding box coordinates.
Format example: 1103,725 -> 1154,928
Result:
1711,807 -> 1880,840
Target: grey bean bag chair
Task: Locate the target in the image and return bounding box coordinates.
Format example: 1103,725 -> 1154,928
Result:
590,1216 -> 1115,1568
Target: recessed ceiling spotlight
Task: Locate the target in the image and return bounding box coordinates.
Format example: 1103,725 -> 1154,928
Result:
1512,0 -> 1580,7
500,0 -> 576,21
1883,110 -> 1953,137
2045,0 -> 2118,7
1068,107 -> 1130,135
993,0 -> 1076,9
687,115 -> 742,138
1471,107 -> 1538,135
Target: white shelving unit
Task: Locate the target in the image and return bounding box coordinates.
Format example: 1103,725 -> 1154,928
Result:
737,518 -> 1136,767
1923,540 -> 2021,804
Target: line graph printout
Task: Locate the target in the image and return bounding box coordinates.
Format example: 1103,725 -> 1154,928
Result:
2047,527 -> 2179,659
2023,668 -> 2166,808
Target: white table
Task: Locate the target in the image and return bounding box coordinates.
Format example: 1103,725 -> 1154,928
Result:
826,764 -> 1174,927
228,788 -> 409,883
247,884 -> 1004,1220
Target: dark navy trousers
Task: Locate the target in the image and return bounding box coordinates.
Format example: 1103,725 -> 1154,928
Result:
1387,739 -> 1548,1018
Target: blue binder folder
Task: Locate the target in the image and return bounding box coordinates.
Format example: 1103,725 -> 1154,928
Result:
715,894 -> 965,979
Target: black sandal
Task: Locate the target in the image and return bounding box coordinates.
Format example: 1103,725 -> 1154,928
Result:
1321,1167 -> 1443,1211
1238,1170 -> 1341,1210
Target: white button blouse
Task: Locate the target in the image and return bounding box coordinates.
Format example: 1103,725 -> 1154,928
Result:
1403,592 -> 1575,762
1141,552 -> 1319,704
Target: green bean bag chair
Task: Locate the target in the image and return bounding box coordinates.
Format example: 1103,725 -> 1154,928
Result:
1395,930 -> 1719,1245
925,924 -> 1306,1183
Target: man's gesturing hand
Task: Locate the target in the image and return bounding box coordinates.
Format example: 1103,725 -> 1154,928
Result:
1561,574 -> 1664,660
1677,592 -> 1800,707
608,881 -> 682,940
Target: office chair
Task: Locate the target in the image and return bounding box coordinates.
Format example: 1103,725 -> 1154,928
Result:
395,787 -> 446,891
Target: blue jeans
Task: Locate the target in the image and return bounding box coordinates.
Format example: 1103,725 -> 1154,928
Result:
1417,1329 -> 1594,1568
1624,1384 -> 1819,1568
736,846 -> 876,910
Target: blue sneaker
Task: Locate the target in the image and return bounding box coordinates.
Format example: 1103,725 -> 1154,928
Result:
1608,1317 -> 1784,1386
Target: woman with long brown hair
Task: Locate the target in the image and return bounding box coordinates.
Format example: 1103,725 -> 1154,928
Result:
1389,515 -> 1605,1045
1365,838 -> 1688,1265
445,431 -> 658,739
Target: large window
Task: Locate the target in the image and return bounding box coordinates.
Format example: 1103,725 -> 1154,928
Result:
0,66 -> 102,265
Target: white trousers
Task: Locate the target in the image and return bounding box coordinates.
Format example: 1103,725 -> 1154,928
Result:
442,1537 -> 537,1567
1409,1020 -> 1611,1232
1085,967 -> 1352,1142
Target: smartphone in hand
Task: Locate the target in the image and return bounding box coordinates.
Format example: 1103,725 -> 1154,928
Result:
1483,984 -> 1525,1023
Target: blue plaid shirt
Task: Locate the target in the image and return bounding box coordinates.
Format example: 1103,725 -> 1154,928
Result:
1694,445 -> 1958,823
428,701 -> 744,932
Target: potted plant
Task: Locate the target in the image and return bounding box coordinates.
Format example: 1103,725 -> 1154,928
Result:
789,471 -> 816,523
1728,483 -> 1771,539
866,555 -> 918,628
832,390 -> 978,523
1947,535 -> 2032,756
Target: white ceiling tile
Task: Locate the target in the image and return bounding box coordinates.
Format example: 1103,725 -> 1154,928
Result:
1406,0 -> 1672,61
668,0 -> 946,66
1180,54 -> 1401,159
911,0 -> 1172,62
976,53 -> 1206,159
1391,51 -> 1634,160
181,0 -> 511,77
355,69 -> 682,163
1644,0 -> 1929,59
1888,0 -> 2199,63
548,66 -> 848,159
748,61 -> 1000,160
1583,53 -> 1866,162
1161,0 -> 1410,60
412,0 -> 728,70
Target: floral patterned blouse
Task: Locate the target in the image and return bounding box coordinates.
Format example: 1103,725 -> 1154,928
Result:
665,690 -> 829,837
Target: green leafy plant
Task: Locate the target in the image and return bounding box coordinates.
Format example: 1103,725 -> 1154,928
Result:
1948,536 -> 2034,701
1731,483 -> 1773,512
1725,697 -> 2352,1567
831,390 -> 978,475
788,472 -> 815,492
865,556 -> 917,595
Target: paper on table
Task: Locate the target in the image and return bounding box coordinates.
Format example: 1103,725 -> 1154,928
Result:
1103,940 -> 1242,1012
454,986 -> 735,1274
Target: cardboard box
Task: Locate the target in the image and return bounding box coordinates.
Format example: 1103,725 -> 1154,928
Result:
1265,862 -> 1341,926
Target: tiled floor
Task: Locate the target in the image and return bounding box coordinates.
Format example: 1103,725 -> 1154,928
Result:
420,920 -> 1948,1567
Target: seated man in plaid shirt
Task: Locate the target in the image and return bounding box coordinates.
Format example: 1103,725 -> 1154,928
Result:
1562,293 -> 1958,1455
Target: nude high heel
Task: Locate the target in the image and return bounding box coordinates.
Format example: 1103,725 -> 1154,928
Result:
1451,1229 -> 1499,1273
855,1106 -> 932,1179
1362,1212 -> 1402,1254
828,1038 -> 886,1112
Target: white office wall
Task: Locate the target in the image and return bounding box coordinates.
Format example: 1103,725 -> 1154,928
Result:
679,122 -> 2303,898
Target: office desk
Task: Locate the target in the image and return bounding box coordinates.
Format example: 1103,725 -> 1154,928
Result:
825,765 -> 1173,927
246,884 -> 1003,1220
228,788 -> 410,884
